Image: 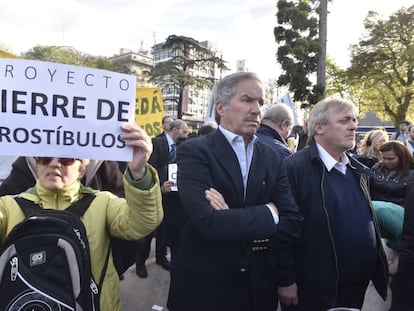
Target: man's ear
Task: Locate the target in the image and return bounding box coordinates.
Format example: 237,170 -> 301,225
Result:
314,123 -> 324,135
216,102 -> 225,118
282,119 -> 291,129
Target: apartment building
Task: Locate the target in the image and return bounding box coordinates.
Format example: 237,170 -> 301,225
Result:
108,47 -> 154,87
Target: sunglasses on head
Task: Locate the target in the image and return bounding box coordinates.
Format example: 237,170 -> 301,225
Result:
35,157 -> 80,166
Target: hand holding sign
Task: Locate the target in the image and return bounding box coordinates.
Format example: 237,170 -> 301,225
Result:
120,123 -> 153,180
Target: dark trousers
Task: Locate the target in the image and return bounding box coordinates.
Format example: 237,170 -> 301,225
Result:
136,221 -> 167,265
281,280 -> 369,311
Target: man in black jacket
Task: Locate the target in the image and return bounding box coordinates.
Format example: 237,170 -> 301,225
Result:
390,182 -> 414,311
135,119 -> 189,278
167,72 -> 302,311
280,97 -> 389,311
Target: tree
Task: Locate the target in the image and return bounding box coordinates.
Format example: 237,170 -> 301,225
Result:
274,0 -> 325,107
150,35 -> 228,119
325,58 -> 368,113
21,45 -> 112,70
348,6 -> 414,126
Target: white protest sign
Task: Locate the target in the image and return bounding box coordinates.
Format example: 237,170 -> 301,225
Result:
0,58 -> 137,161
168,163 -> 178,191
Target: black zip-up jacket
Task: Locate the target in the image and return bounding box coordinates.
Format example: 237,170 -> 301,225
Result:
390,183 -> 414,310
284,139 -> 388,306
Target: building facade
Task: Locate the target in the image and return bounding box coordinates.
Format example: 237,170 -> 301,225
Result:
108,47 -> 154,87
152,40 -> 222,129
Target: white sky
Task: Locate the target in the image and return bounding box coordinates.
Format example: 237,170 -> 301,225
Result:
1,0 -> 412,82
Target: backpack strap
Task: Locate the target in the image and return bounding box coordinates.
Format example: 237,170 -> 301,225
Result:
15,194 -> 96,218
65,194 -> 96,217
14,197 -> 42,217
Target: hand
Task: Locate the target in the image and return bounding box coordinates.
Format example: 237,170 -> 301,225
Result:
161,180 -> 175,193
205,188 -> 229,210
278,283 -> 298,306
120,123 -> 153,180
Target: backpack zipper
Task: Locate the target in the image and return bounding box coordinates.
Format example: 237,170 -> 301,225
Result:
10,257 -> 18,281
90,278 -> 98,294
9,257 -> 75,310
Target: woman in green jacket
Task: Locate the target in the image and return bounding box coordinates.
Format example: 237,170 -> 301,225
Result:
0,123 -> 163,311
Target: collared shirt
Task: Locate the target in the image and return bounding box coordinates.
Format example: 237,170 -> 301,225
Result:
219,126 -> 279,224
219,125 -> 257,194
316,143 -> 350,175
165,133 -> 175,152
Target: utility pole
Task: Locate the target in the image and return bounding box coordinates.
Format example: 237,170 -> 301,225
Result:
317,0 -> 328,97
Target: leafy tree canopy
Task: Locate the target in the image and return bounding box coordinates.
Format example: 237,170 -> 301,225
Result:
348,6 -> 414,126
274,0 -> 321,106
150,35 -> 228,119
21,45 -> 112,70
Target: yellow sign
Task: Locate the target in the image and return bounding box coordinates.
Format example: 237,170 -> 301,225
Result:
0,50 -> 18,58
135,87 -> 165,138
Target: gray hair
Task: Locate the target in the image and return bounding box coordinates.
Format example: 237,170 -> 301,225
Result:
214,72 -> 262,124
169,119 -> 186,131
261,104 -> 293,126
307,97 -> 358,138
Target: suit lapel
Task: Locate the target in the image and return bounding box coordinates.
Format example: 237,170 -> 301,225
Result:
245,143 -> 268,205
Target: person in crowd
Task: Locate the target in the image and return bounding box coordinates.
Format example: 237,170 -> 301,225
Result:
354,128 -> 389,168
0,123 -> 163,311
0,156 -> 132,281
163,122 -> 215,265
135,119 -> 189,278
296,120 -> 309,151
389,182 -> 414,311
370,140 -> 414,251
287,125 -> 304,153
282,97 -> 389,311
160,135 -> 194,266
349,134 -> 362,155
405,124 -> 414,155
198,121 -> 217,136
167,72 -> 302,311
0,157 -> 124,197
391,120 -> 410,143
155,115 -> 174,138
256,103 -> 294,158
0,156 -> 17,185
0,156 -> 137,281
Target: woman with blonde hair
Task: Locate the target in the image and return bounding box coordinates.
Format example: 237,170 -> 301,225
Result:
355,128 -> 389,168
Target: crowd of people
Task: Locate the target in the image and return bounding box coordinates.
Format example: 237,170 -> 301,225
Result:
1,71 -> 414,311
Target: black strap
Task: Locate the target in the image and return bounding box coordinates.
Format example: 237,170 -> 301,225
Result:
15,194 -> 96,217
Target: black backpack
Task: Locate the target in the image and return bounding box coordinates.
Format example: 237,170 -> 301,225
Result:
0,195 -> 102,311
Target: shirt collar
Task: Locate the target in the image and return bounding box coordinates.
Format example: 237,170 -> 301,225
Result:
219,125 -> 258,146
166,133 -> 174,147
316,142 -> 349,174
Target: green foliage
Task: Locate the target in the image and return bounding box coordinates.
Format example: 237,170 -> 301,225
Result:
149,35 -> 228,119
274,0 -> 321,105
348,6 -> 414,126
21,45 -> 112,70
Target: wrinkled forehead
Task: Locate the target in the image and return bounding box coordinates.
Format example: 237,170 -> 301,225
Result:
328,103 -> 358,118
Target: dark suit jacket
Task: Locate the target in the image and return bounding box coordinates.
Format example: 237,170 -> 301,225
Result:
148,136 -> 170,177
168,129 -> 302,311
